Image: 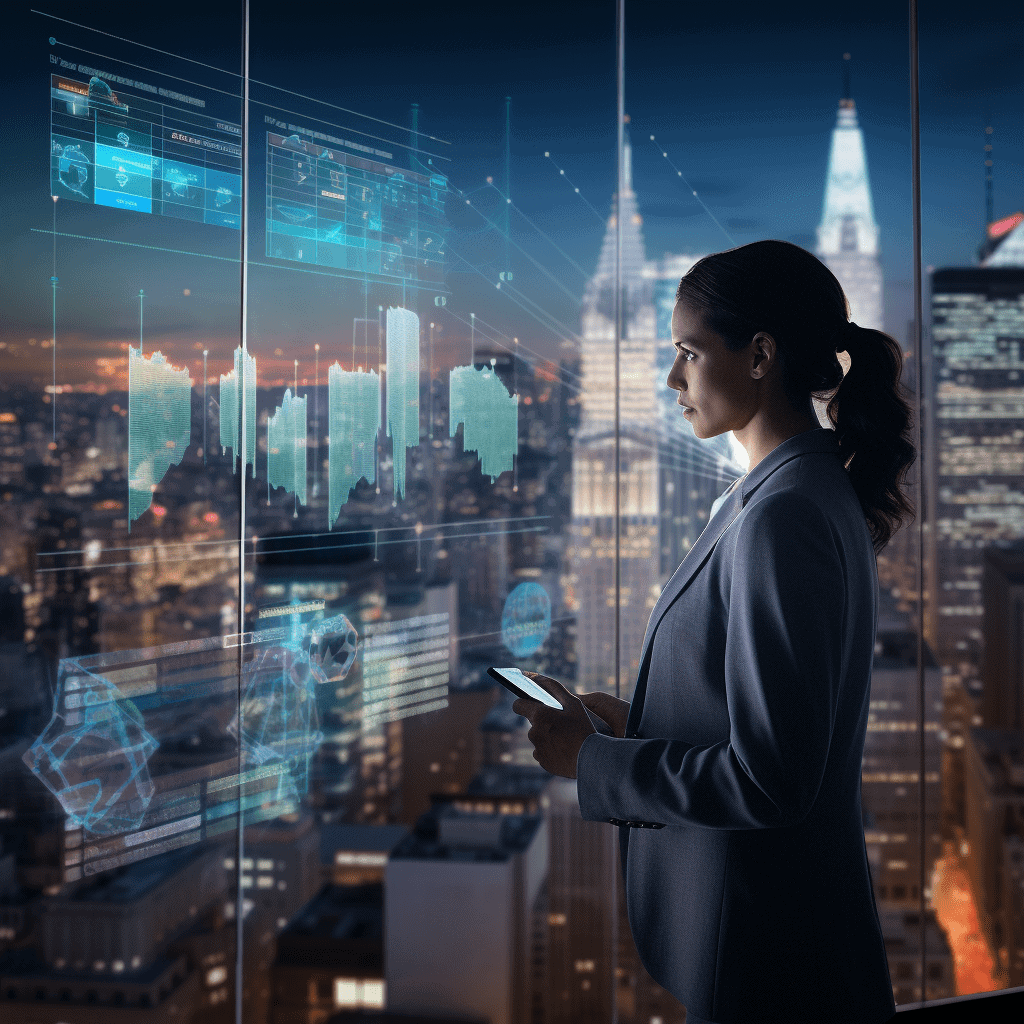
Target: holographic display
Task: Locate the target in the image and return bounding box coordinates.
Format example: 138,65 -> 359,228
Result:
22,615 -> 358,881
267,387 -> 308,505
50,73 -> 241,227
386,307 -> 420,501
328,363 -> 380,526
449,365 -> 518,482
220,346 -> 257,474
265,132 -> 447,283
501,583 -> 552,658
361,612 -> 450,731
127,347 -> 192,526
23,667 -> 159,837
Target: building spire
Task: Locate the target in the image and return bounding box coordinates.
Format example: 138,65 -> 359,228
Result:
623,113 -> 633,196
816,69 -> 879,258
816,60 -> 883,329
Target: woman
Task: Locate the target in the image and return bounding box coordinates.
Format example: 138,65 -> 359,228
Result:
512,240 -> 915,1024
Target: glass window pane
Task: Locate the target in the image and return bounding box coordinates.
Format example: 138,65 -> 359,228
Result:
623,3 -> 931,1018
921,0 -> 1024,1000
240,2 -> 617,1022
1,4 -> 245,1019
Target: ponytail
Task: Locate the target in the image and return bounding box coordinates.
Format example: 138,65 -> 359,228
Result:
825,322 -> 916,554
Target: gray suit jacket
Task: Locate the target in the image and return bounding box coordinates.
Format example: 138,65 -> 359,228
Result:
576,427 -> 896,1024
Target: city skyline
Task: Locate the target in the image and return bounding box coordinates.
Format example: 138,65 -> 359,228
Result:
3,3 -> 1024,1022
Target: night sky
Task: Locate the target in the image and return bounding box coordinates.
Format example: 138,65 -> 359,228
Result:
1,1 -> 1021,388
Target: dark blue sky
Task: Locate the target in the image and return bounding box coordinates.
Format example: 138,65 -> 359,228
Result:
2,1 -> 1021,386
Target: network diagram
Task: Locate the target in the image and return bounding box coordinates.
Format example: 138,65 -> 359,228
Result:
23,614 -> 359,876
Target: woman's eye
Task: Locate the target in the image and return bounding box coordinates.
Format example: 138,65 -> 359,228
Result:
676,348 -> 694,362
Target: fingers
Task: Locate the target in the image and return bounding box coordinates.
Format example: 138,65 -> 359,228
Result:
522,670 -> 576,701
511,697 -> 540,722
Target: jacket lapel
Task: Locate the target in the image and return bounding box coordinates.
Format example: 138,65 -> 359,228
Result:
624,482 -> 744,734
622,428 -> 841,735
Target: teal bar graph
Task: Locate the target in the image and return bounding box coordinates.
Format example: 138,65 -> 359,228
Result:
385,307 -> 419,500
449,365 -> 518,481
267,388 -> 308,504
219,346 -> 256,473
328,363 -> 381,526
127,348 -> 192,526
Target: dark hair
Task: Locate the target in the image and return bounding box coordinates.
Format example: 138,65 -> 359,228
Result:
676,239 -> 916,554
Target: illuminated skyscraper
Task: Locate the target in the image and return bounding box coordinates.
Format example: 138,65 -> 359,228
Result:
817,87 -> 883,331
570,129 -> 660,693
929,267 -> 1024,686
570,138 -> 740,693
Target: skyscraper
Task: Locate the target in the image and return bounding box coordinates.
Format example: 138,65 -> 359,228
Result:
929,267 -> 1024,686
570,135 -> 743,694
817,88 -> 883,331
570,129 -> 660,694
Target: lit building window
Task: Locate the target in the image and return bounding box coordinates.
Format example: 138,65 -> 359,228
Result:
335,979 -> 358,1007
207,966 -> 228,987
362,979 -> 385,1008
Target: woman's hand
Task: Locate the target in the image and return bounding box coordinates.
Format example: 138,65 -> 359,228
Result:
511,671 -> 596,779
578,691 -> 631,738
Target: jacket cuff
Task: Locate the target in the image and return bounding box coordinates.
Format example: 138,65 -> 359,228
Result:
576,731 -> 627,822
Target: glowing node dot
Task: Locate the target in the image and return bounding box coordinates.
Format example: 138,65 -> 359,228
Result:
559,169 -> 564,175
574,188 -> 579,193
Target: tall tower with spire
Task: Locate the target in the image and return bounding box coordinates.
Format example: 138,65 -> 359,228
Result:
816,56 -> 884,331
569,124 -> 660,693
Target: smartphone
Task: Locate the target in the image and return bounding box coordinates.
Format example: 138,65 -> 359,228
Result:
487,666 -> 564,710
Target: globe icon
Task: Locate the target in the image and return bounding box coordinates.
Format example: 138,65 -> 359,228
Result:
501,582 -> 551,658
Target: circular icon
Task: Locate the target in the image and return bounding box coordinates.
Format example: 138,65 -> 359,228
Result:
501,582 -> 551,658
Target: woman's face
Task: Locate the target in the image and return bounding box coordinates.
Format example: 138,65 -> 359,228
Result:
667,299 -> 763,439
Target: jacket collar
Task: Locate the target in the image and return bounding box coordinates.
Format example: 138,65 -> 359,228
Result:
738,427 -> 839,507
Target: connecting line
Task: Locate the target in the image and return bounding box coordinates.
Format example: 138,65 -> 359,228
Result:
447,251 -> 581,357
656,448 -> 742,484
444,306 -> 584,396
502,281 -> 586,346
34,9 -> 243,78
647,133 -> 736,247
37,514 -> 553,563
458,194 -> 583,306
543,151 -> 608,225
29,229 -> 449,300
503,193 -> 591,280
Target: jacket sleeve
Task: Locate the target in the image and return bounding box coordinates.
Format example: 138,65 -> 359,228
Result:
576,492 -> 846,830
